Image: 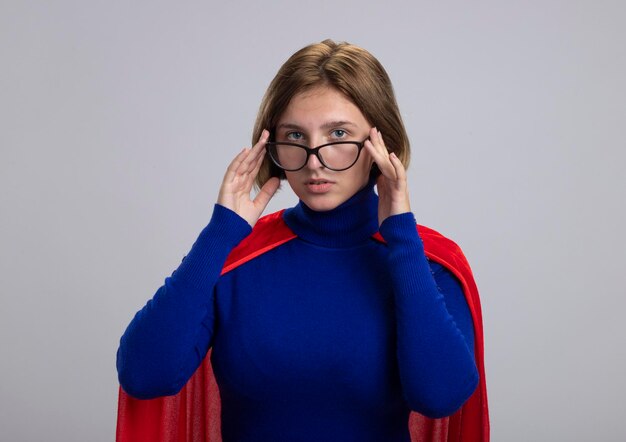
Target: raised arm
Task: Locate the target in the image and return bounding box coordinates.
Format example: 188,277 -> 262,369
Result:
116,131 -> 278,399
380,213 -> 478,418
366,126 -> 478,417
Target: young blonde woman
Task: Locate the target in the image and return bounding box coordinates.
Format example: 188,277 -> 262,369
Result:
116,39 -> 489,442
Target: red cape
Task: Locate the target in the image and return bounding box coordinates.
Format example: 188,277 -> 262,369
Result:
116,210 -> 489,441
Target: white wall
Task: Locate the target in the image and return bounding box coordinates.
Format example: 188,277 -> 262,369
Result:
1,1 -> 624,440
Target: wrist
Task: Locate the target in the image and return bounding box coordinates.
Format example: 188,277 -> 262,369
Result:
379,212 -> 421,246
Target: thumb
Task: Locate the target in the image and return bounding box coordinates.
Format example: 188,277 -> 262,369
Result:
253,177 -> 280,211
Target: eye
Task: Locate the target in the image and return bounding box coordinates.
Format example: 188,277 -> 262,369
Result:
331,129 -> 346,138
286,131 -> 304,141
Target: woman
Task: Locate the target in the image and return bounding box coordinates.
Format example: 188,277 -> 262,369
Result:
116,39 -> 489,442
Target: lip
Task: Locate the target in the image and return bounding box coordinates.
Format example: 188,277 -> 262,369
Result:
305,178 -> 335,194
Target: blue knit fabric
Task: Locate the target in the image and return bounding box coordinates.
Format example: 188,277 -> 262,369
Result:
117,181 -> 478,441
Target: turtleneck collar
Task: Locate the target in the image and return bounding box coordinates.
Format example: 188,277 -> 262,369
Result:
283,178 -> 379,248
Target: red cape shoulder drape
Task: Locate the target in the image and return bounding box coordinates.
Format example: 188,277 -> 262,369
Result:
116,210 -> 489,441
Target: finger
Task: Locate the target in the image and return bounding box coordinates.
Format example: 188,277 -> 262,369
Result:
223,147 -> 251,182
239,129 -> 270,175
389,152 -> 407,184
246,139 -> 268,175
229,147 -> 250,171
235,148 -> 259,176
253,176 -> 280,211
365,138 -> 396,180
243,146 -> 267,189
251,146 -> 267,177
377,129 -> 407,185
374,129 -> 397,167
363,129 -> 389,162
244,136 -> 269,180
365,127 -> 397,178
247,129 -> 270,161
252,129 -> 270,150
372,127 -> 390,154
377,130 -> 400,180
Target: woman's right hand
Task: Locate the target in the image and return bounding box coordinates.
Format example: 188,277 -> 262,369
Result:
217,129 -> 280,227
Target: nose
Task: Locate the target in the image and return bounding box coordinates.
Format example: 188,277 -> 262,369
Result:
304,136 -> 325,169
305,150 -> 324,169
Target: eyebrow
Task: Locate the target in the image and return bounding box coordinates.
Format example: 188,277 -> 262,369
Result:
276,120 -> 357,131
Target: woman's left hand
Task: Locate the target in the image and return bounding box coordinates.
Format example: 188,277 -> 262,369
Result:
364,127 -> 411,226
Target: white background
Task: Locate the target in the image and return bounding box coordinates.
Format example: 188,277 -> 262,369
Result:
1,1 -> 624,440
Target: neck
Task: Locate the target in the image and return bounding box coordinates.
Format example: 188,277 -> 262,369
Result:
283,179 -> 379,248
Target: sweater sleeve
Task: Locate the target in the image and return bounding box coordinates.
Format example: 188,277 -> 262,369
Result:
379,212 -> 479,419
116,204 -> 252,399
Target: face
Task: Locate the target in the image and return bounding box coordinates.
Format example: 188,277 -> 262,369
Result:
274,86 -> 374,212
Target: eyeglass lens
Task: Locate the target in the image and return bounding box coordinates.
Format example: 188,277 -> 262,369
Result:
270,142 -> 360,171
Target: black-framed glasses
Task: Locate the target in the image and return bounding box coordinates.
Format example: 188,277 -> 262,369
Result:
265,139 -> 367,172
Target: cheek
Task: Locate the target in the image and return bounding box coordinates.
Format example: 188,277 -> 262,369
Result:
284,172 -> 299,189
284,171 -> 309,198
362,150 -> 374,170
355,150 -> 374,179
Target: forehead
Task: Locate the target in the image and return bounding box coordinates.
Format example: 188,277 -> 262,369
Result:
277,86 -> 369,128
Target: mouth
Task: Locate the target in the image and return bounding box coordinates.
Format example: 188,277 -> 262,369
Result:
305,178 -> 334,193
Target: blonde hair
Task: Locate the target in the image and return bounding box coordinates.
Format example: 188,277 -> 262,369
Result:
253,39 -> 410,188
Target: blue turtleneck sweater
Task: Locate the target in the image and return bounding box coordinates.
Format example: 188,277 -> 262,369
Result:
117,182 -> 478,442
